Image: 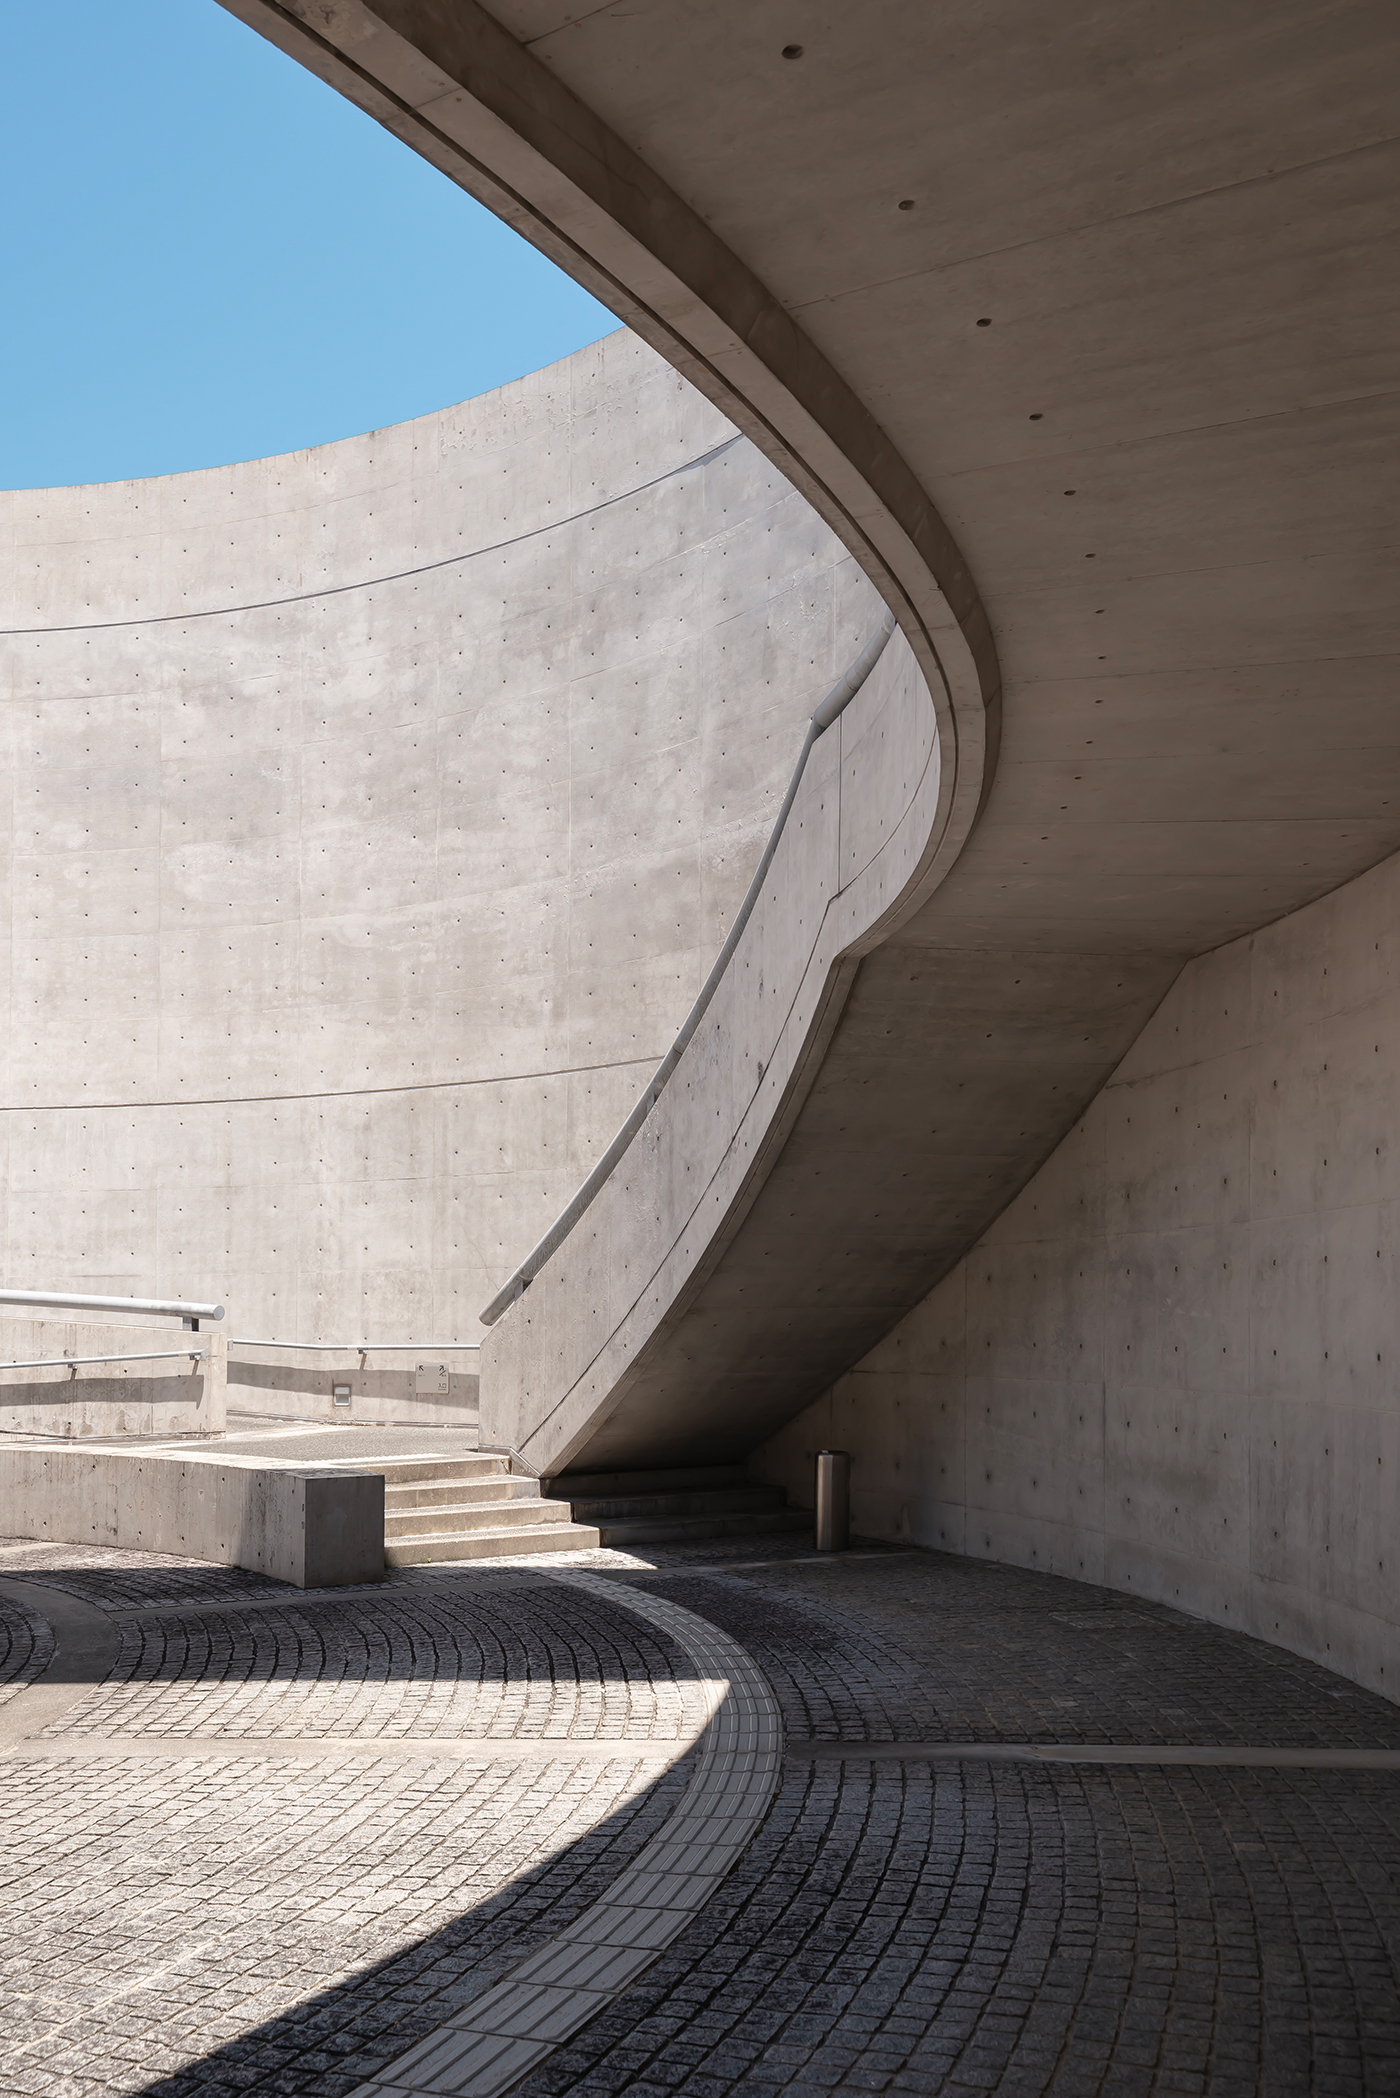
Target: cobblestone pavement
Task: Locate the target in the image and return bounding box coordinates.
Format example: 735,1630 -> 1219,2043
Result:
0,1535 -> 1398,2096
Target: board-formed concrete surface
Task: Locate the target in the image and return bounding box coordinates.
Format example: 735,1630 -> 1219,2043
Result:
2,1536 -> 1400,2095
0,332 -> 876,1351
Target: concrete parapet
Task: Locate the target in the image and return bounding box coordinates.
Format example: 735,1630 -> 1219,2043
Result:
482,625 -> 943,1476
0,1313 -> 226,1440
0,1443 -> 383,1587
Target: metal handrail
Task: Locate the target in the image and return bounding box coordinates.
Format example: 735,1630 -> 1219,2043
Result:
479,613 -> 897,1327
0,1289 -> 224,1322
229,1340 -> 479,1351
0,1349 -> 205,1372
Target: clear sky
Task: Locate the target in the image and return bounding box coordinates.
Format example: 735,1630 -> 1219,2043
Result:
0,0 -> 619,488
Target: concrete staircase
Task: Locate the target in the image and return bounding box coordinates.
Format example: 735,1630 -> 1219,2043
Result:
549,1465 -> 812,1548
374,1454 -> 600,1565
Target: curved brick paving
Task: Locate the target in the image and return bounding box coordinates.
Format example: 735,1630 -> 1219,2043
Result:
0,1537 -> 1397,2096
0,1587 -> 50,1709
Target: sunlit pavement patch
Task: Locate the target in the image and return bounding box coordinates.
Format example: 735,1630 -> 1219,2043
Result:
350,1571 -> 782,2098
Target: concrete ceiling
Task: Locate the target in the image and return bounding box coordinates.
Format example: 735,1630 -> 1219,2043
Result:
217,0 -> 1400,1448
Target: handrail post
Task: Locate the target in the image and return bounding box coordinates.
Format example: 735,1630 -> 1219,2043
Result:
203,1325 -> 228,1435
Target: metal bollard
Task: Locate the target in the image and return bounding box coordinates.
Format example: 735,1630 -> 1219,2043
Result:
814,1449 -> 850,1552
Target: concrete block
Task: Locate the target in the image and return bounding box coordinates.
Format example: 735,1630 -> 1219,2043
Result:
0,1442 -> 382,1587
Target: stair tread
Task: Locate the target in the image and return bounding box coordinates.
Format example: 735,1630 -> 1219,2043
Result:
385,1522 -> 600,1566
389,1520 -> 595,1543
385,1482 -> 537,1505
569,1487 -> 785,1519
597,1509 -> 811,1545
552,1465 -> 749,1496
386,1499 -> 573,1532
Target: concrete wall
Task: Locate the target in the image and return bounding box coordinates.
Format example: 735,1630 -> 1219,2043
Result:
0,1442 -> 382,1586
755,849 -> 1400,1701
0,1310 -> 225,1439
0,332 -> 876,1356
481,620 -> 943,1476
227,1344 -> 477,1431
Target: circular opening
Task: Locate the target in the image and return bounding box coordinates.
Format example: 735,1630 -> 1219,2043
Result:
976,316 -> 992,326
897,198 -> 915,211
782,44 -> 804,59
1029,412 -> 1043,420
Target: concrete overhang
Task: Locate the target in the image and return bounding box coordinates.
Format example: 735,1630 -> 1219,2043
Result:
216,0 -> 1400,1462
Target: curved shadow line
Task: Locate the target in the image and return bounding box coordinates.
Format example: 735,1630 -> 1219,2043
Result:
353,1568 -> 783,2096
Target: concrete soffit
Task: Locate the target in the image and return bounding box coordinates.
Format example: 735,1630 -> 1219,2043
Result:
214,0 -> 1000,927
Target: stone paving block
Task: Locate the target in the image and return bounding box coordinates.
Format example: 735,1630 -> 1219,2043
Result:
4,1539 -> 1400,2095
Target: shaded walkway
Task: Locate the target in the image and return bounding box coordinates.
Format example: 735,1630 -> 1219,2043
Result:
0,1536 -> 1397,2095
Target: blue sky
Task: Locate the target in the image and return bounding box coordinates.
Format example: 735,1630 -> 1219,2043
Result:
0,1 -> 618,488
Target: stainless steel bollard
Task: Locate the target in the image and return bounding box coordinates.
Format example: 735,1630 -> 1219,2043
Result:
814,1449 -> 850,1552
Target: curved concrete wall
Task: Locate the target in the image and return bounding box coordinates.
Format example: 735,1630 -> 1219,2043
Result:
481,619 -> 940,1474
756,847 -> 1400,1700
0,332 -> 878,1360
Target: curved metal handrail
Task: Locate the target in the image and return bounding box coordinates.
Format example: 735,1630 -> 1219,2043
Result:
479,613 -> 897,1327
0,1289 -> 224,1322
0,1350 -> 205,1373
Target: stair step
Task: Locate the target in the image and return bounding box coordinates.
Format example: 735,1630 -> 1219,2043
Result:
386,1496 -> 577,1539
385,1522 -> 601,1566
568,1486 -> 787,1522
550,1464 -> 748,1498
385,1477 -> 539,1511
597,1508 -> 813,1547
363,1456 -> 510,1484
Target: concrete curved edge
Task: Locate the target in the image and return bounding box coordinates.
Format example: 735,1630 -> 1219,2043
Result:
350,1569 -> 783,2098
0,1578 -> 122,1743
211,0 -> 1021,1487
482,627 -> 941,1475
1,336 -> 883,1371
214,0 -> 999,903
477,612 -> 898,1328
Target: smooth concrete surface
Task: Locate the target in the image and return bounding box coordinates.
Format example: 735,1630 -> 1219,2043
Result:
227,1345 -> 478,1430
481,623 -> 942,1474
0,332 -> 876,1345
0,1439 -> 384,1586
208,1422 -> 484,1463
0,1310 -> 225,1439
212,0 -> 1000,869
8,6 -> 1398,1676
755,845 -> 1400,1700
231,1 -> 1400,1481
